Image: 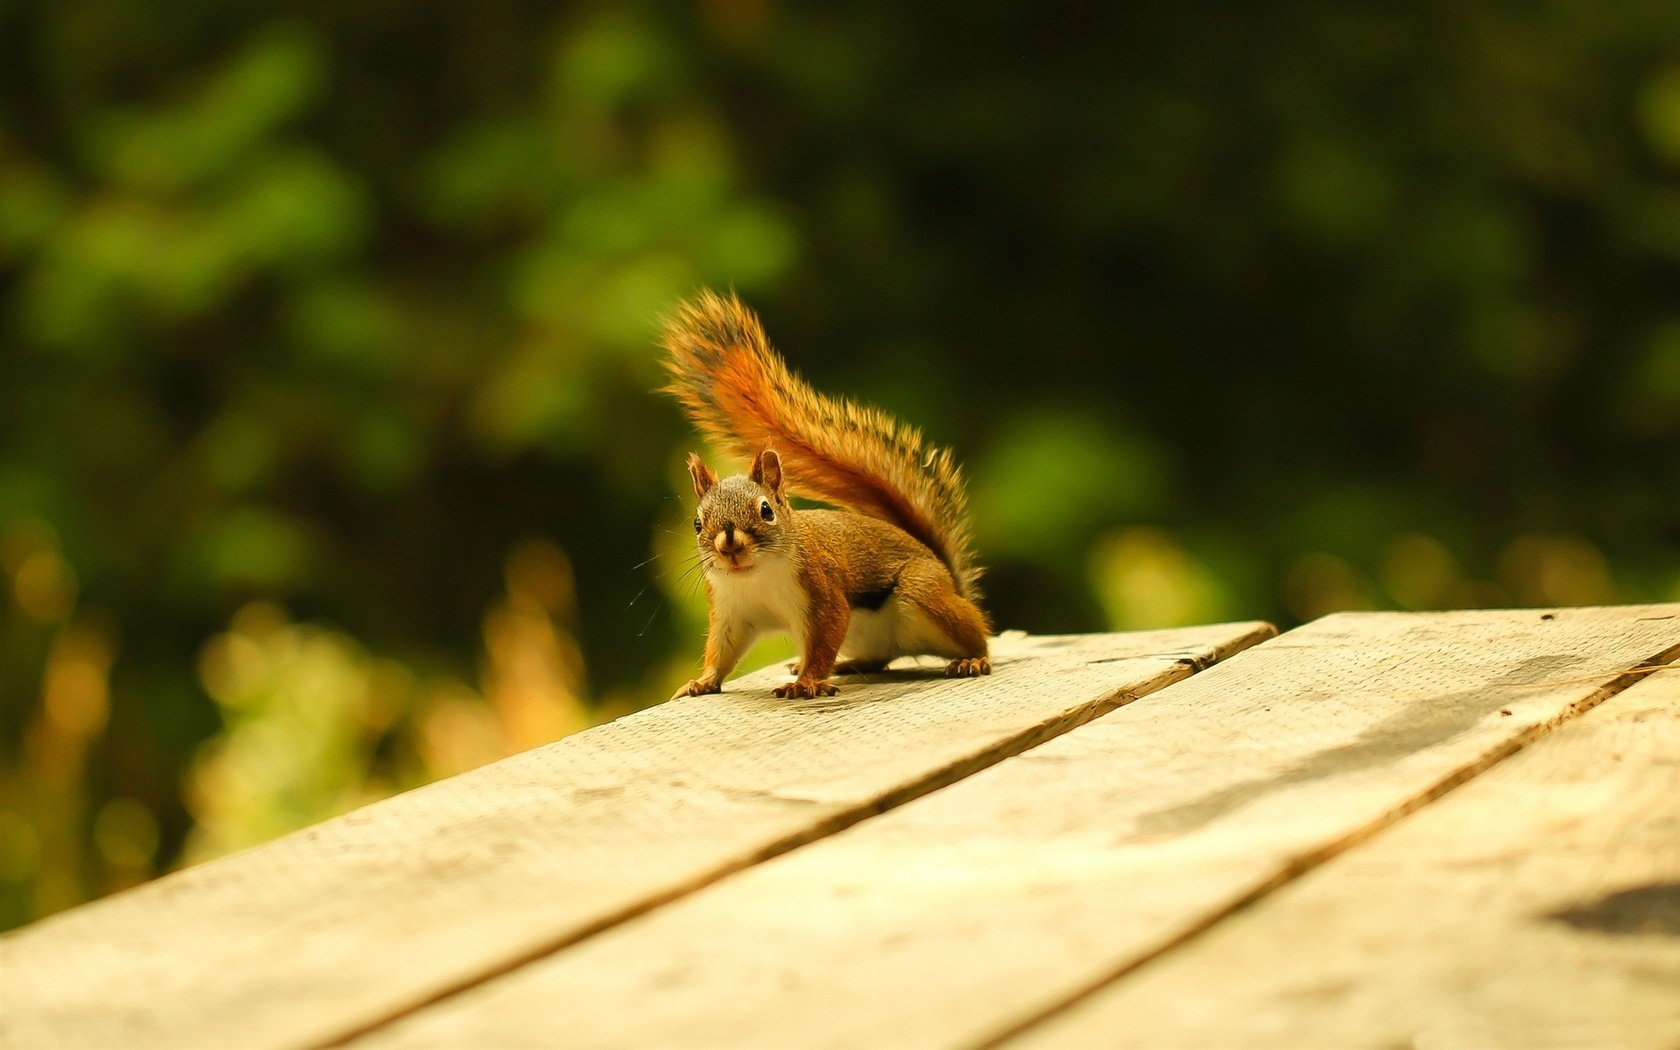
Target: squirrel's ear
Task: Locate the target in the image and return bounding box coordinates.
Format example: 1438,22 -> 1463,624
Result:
686,452 -> 717,499
750,448 -> 783,498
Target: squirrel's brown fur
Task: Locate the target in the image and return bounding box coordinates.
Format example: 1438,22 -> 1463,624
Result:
663,292 -> 991,700
660,289 -> 981,599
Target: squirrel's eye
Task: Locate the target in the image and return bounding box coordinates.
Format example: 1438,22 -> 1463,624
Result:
759,498 -> 774,522
693,516 -> 702,533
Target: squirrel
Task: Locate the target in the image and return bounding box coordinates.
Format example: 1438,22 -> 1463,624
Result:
660,289 -> 992,700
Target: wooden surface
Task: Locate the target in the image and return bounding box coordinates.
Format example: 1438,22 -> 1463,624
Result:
1013,665 -> 1680,1050
0,623 -> 1271,1050
339,606 -> 1680,1050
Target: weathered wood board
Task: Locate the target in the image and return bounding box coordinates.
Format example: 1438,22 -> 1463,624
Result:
0,624 -> 1271,1050
344,606 -> 1680,1050
1011,665 -> 1680,1050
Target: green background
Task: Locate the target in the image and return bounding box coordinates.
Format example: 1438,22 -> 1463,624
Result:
2,0 -> 1677,929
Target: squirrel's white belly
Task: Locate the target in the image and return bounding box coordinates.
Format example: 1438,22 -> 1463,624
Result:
707,558 -> 806,638
843,596 -> 962,661
842,606 -> 899,660
710,559 -> 962,664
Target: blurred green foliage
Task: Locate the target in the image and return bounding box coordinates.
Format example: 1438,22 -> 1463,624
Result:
2,1 -> 1677,929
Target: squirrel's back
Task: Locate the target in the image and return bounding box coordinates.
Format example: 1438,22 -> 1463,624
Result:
660,289 -> 980,598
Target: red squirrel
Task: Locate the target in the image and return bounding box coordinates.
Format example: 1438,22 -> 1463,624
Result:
660,290 -> 991,700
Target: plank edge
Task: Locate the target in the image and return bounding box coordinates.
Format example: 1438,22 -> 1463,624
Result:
975,631 -> 1680,1050
317,622 -> 1275,1050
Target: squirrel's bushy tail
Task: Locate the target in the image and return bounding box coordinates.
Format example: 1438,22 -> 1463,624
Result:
661,289 -> 980,598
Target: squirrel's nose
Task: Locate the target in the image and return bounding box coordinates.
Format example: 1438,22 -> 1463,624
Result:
714,523 -> 743,555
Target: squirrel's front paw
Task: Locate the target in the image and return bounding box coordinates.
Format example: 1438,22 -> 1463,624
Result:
672,676 -> 721,699
945,657 -> 991,678
773,677 -> 839,699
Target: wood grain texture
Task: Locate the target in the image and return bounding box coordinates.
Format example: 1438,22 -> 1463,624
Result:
342,605 -> 1680,1050
0,624 -> 1271,1050
1013,663 -> 1680,1050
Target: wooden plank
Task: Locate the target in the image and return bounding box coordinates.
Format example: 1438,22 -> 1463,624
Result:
1011,664 -> 1680,1050
0,624 -> 1271,1050
338,605 -> 1680,1050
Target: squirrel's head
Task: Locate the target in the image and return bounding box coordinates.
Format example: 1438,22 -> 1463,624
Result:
687,449 -> 792,576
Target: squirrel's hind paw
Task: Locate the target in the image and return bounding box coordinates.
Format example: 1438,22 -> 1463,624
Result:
773,677 -> 840,699
945,657 -> 991,678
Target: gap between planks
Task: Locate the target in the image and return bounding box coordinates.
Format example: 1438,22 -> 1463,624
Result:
981,642 -> 1680,1050
316,635 -> 1263,1050
1011,668 -> 1680,1048
338,605 -> 1680,1050
0,623 -> 1272,1050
